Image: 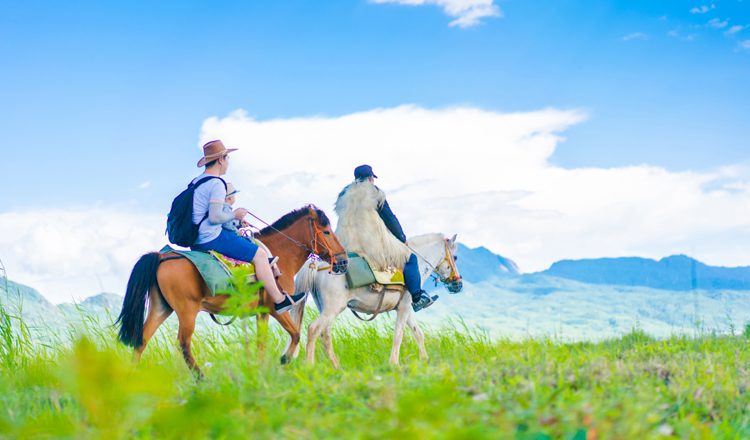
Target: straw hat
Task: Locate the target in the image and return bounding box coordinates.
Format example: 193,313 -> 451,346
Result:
197,140 -> 238,167
226,182 -> 239,197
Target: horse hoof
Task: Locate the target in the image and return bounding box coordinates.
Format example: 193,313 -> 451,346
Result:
280,354 -> 290,365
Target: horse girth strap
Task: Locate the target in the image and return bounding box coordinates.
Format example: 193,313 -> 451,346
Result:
350,288 -> 407,322
210,314 -> 237,326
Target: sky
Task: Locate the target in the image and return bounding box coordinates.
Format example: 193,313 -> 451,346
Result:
1,0 -> 749,302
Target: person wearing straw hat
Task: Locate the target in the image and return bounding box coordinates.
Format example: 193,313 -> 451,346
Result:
189,140 -> 305,313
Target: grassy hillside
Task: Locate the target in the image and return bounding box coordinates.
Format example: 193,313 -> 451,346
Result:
2,294 -> 750,439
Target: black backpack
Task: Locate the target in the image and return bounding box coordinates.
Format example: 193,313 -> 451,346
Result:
166,176 -> 227,247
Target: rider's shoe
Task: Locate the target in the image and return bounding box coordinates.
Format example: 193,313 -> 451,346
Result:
274,291 -> 306,314
412,291 -> 438,313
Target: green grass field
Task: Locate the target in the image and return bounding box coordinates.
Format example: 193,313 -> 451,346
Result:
2,291 -> 750,440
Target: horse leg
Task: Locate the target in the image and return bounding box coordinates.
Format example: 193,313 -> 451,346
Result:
306,300 -> 346,367
406,310 -> 428,361
256,312 -> 270,360
270,304 -> 301,365
176,304 -> 202,377
132,288 -> 173,364
389,303 -> 411,367
289,298 -> 307,359
320,324 -> 339,369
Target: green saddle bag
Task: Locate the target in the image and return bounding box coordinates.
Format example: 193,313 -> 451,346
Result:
345,252 -> 377,289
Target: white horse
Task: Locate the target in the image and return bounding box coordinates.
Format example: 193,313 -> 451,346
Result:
288,233 -> 462,368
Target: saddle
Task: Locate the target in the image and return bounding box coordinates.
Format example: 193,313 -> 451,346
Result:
344,252 -> 407,322
159,237 -> 282,296
345,252 -> 405,293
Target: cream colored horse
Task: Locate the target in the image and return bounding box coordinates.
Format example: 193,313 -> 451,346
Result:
289,233 -> 461,368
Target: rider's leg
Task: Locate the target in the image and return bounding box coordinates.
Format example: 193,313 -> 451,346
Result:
403,253 -> 438,312
193,230 -> 291,306
251,248 -> 285,303
403,253 -> 421,300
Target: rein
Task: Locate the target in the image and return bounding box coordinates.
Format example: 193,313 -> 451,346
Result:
407,239 -> 461,285
245,210 -> 343,273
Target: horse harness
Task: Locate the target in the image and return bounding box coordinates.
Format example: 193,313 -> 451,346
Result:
349,238 -> 461,322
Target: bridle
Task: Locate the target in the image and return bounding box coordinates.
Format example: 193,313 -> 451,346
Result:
434,239 -> 461,284
308,217 -> 347,274
409,238 -> 462,286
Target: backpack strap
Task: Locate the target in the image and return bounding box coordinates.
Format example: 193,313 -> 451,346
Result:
191,176 -> 229,227
191,176 -> 227,191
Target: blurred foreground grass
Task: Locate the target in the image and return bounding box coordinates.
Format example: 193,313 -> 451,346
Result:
2,291 -> 750,440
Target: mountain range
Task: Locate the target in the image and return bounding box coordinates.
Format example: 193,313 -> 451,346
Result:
3,245 -> 750,340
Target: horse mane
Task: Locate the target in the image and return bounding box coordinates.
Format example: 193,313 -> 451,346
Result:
406,233 -> 446,249
255,204 -> 330,237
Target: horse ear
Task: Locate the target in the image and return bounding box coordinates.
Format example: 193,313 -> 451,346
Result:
449,234 -> 457,245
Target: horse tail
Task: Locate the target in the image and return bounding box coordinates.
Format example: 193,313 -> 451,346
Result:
295,260 -> 322,313
116,252 -> 161,348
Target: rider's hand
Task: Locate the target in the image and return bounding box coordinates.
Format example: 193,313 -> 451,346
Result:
234,208 -> 248,220
241,219 -> 250,228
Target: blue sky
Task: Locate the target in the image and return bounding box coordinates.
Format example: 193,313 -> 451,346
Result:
2,0 -> 748,211
1,0 -> 750,301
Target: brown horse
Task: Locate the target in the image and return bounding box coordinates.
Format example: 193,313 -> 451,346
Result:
116,205 -> 347,374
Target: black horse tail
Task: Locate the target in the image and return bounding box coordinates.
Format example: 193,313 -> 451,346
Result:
116,252 -> 161,348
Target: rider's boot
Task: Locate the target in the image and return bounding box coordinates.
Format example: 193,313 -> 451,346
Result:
412,290 -> 438,312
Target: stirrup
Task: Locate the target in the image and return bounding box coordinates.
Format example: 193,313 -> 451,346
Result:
274,291 -> 305,314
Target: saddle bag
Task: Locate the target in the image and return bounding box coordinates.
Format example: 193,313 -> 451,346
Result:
345,252 -> 377,289
166,176 -> 226,247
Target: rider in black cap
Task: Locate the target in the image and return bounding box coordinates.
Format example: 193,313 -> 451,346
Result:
345,164 -> 437,312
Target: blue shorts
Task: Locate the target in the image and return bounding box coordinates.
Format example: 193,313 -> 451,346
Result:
192,230 -> 259,262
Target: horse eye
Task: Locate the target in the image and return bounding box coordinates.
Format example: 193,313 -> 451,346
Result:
324,231 -> 331,235
453,256 -> 458,261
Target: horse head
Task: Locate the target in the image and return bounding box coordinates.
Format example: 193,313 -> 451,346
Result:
307,205 -> 348,274
435,233 -> 463,293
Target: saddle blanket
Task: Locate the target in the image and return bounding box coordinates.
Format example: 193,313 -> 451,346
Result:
345,252 -> 405,289
159,245 -> 256,296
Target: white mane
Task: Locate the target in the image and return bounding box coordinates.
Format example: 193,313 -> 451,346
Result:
406,233 -> 446,249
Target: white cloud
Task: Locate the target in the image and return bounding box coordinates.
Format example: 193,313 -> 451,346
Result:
138,181 -> 151,189
690,4 -> 715,13
5,106 -> 750,303
707,18 -> 729,28
739,40 -> 750,49
668,28 -> 680,37
199,106 -> 750,274
725,25 -> 749,35
622,32 -> 647,41
0,208 -> 165,303
370,0 -> 502,28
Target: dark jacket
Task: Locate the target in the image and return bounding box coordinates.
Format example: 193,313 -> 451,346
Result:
378,198 -> 407,243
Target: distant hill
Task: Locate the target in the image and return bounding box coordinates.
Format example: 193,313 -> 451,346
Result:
455,243 -> 521,283
537,255 -> 750,291
1,279 -> 123,327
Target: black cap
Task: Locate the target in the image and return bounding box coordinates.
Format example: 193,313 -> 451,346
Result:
354,164 -> 377,180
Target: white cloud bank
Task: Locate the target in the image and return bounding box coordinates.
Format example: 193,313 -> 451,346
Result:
370,0 -> 502,28
0,209 -> 165,303
200,106 -> 750,273
3,105 -> 750,302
